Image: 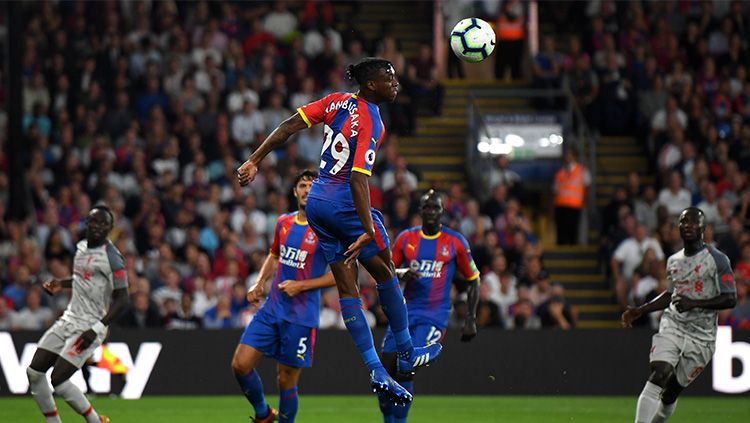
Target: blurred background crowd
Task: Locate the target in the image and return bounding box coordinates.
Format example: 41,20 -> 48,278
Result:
0,0 -> 748,334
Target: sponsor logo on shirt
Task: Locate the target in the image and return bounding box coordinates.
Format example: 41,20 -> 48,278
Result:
279,245 -> 308,269
410,259 -> 445,279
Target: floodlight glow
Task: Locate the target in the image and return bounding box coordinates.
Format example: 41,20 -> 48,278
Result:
505,133 -> 525,147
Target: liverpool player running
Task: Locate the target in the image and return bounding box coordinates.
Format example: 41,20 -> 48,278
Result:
622,207 -> 736,423
237,58 -> 440,405
380,190 -> 480,422
27,206 -> 128,423
231,170 -> 335,422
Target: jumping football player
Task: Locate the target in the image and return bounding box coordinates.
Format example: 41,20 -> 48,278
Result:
237,57 -> 441,405
231,170 -> 335,422
622,207 -> 736,423
27,206 -> 129,423
379,189 -> 480,423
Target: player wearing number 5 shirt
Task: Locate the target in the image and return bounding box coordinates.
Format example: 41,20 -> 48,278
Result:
237,58 -> 441,406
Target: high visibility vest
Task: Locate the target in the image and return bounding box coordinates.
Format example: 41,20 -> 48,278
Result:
496,15 -> 524,41
554,163 -> 585,209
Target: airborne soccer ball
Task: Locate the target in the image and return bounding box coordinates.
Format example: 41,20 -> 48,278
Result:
450,18 -> 496,63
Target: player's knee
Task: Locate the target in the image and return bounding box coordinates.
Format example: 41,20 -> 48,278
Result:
26,366 -> 42,383
230,354 -> 251,376
277,367 -> 299,389
50,368 -> 69,388
648,362 -> 674,387
661,377 -> 684,404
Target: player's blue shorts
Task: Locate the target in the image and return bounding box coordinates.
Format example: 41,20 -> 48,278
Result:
381,322 -> 446,353
240,309 -> 317,368
306,196 -> 390,264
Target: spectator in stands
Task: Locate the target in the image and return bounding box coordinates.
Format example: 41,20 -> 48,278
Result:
0,297 -> 14,330
476,282 -> 503,328
495,0 -> 525,81
554,147 -> 590,245
408,43 -> 443,115
657,170 -> 692,218
611,222 -> 664,308
10,287 -> 53,330
508,287 -> 541,330
537,284 -> 576,329
488,155 -> 521,195
634,186 -> 659,233
203,294 -> 240,329
720,279 -> 749,329
118,291 -> 163,328
481,184 -> 508,223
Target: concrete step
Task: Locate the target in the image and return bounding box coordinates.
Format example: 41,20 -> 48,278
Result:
421,171 -> 465,180
564,289 -> 613,298
576,304 -> 621,313
551,274 -> 606,284
399,145 -> 465,155
545,259 -> 598,269
577,320 -> 622,329
405,156 -> 466,166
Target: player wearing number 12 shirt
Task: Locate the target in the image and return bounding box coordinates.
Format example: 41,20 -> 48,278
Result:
237,58 -> 441,406
379,190 -> 481,423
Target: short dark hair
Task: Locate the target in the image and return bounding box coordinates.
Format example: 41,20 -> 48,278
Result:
294,169 -> 318,186
346,57 -> 392,86
91,205 -> 114,223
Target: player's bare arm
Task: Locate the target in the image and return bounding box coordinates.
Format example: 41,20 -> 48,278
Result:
673,292 -> 737,313
462,279 -> 480,342
622,290 -> 672,328
237,113 -> 308,186
74,287 -> 129,353
345,171 -> 375,265
395,268 -> 419,284
248,254 -> 279,303
42,277 -> 73,295
279,272 -> 336,297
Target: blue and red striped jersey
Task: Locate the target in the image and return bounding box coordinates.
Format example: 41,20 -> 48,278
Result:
392,226 -> 480,327
261,212 -> 328,328
297,92 -> 385,206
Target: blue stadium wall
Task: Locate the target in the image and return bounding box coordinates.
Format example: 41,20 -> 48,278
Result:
1,329 -> 749,397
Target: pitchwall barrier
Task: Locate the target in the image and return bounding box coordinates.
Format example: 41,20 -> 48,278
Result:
1,328 -> 749,397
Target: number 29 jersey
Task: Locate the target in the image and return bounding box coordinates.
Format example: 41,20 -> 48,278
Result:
297,92 -> 385,206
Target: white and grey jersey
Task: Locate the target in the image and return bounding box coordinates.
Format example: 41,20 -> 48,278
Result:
660,245 -> 736,343
60,240 -> 128,326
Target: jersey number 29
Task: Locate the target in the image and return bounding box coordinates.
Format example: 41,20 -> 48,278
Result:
320,124 -> 350,175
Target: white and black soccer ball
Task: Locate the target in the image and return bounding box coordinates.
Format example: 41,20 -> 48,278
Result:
450,18 -> 496,63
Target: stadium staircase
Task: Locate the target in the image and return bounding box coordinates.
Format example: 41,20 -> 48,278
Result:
401,80 -> 532,191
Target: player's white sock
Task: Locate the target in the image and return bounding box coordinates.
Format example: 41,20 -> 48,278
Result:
650,400 -> 677,423
635,381 -> 662,423
26,368 -> 62,423
54,379 -> 101,423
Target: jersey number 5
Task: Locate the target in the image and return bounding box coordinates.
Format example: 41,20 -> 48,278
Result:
320,124 -> 350,175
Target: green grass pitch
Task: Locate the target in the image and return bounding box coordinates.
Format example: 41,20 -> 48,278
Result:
3,395 -> 748,422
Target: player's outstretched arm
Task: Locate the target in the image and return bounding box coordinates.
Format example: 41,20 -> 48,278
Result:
42,277 -> 73,295
279,272 -> 336,297
673,292 -> 737,313
461,279 -> 480,342
621,290 -> 672,328
345,171 -> 376,265
237,113 -> 308,186
247,253 -> 279,303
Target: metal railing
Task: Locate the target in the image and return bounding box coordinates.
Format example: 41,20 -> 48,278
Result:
466,87 -> 600,240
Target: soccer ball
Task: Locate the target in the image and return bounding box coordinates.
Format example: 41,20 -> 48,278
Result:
450,18 -> 496,63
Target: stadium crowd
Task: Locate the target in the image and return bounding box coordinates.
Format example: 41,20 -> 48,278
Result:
539,0 -> 750,328
0,0 -> 579,334
9,0 -> 750,334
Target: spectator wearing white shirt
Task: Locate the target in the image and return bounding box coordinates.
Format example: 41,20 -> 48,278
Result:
657,170 -> 692,217
634,186 -> 659,232
611,223 -> 664,307
231,100 -> 265,148
696,181 -> 720,225
651,96 -> 687,133
226,77 -> 259,116
10,288 -> 53,330
481,255 -> 518,324
263,0 -> 298,41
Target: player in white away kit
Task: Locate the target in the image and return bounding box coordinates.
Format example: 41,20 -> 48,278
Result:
622,207 -> 737,423
26,206 -> 129,423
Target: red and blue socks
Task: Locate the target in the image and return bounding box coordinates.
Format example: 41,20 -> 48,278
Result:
279,386 -> 299,422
